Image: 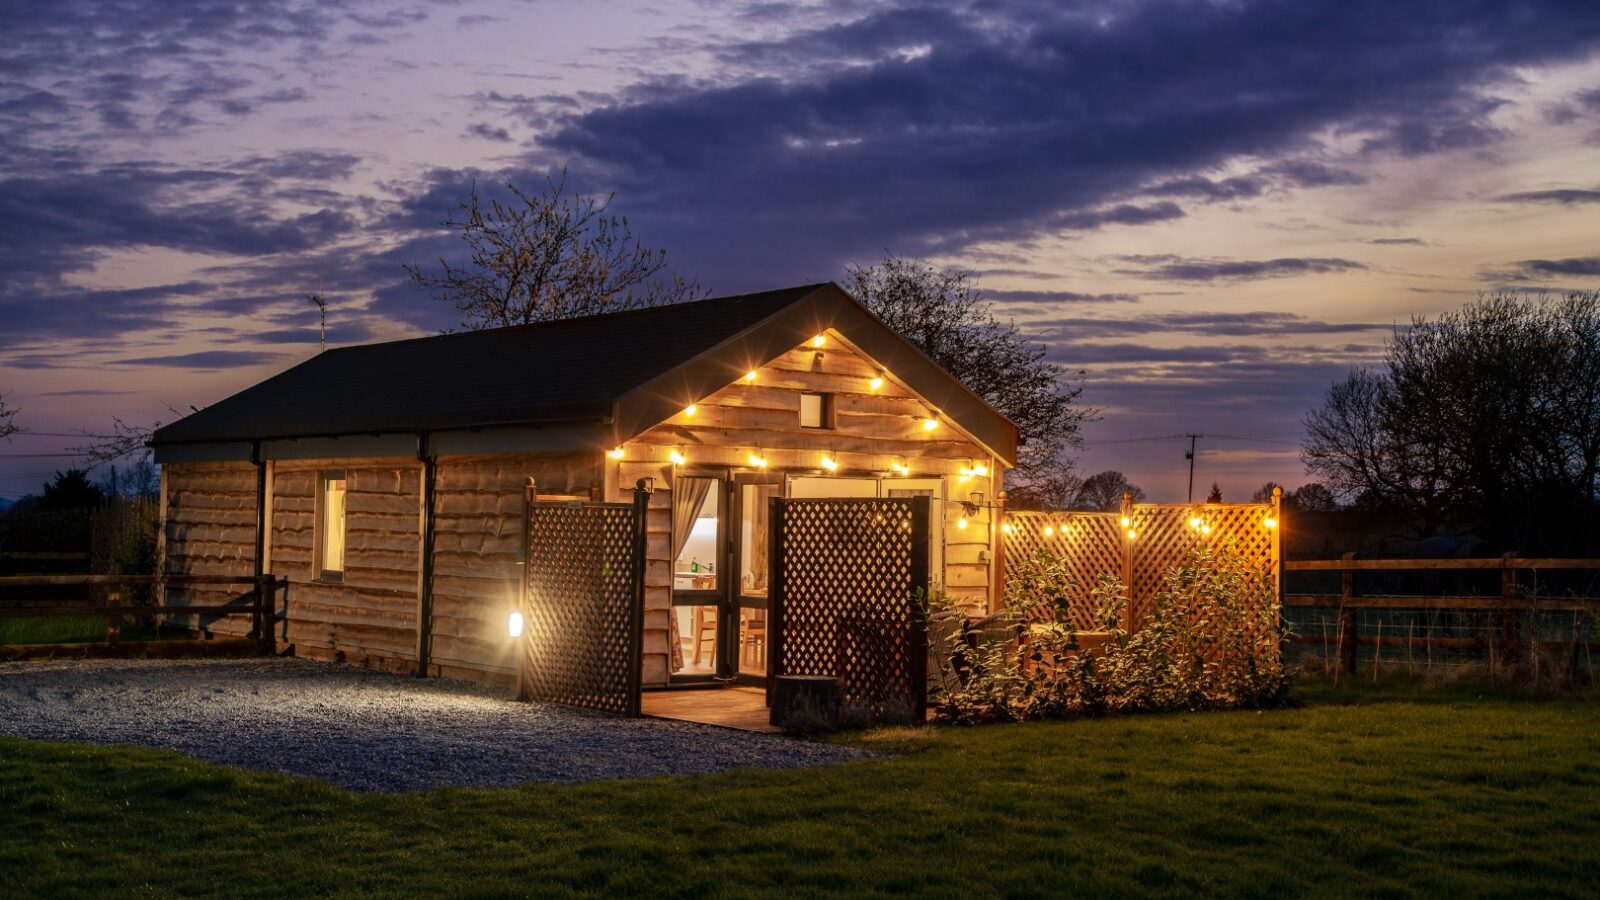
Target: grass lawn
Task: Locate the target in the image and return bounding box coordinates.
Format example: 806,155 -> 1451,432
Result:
0,614 -> 162,645
2,681 -> 1596,897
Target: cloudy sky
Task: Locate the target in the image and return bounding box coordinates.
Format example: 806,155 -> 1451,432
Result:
3,0 -> 1599,501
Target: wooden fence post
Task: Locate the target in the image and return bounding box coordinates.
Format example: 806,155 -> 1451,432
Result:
1339,551 -> 1358,676
909,496 -> 931,722
628,479 -> 651,718
1120,491 -> 1136,633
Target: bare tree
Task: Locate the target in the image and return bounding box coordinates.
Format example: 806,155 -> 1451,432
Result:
70,417 -> 161,469
0,393 -> 20,440
406,171 -> 705,330
1287,482 -> 1339,512
1303,290 -> 1600,552
1071,470 -> 1146,512
845,255 -> 1096,494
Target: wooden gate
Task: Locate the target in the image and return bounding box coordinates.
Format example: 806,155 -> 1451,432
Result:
769,496 -> 931,719
518,481 -> 649,716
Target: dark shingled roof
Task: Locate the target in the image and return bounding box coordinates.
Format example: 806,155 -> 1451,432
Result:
151,284 -> 825,445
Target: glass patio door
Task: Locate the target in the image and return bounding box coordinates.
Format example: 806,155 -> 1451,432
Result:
732,474 -> 782,685
670,475 -> 726,683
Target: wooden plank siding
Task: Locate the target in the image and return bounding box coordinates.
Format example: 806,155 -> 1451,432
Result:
162,453 -> 597,682
608,338 -> 1001,688
162,462 -> 258,634
270,460 -> 422,673
428,452 -> 596,680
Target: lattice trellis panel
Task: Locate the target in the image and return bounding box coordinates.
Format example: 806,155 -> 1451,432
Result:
520,498 -> 645,716
771,497 -> 930,717
1005,504 -> 1280,634
1004,511 -> 1123,630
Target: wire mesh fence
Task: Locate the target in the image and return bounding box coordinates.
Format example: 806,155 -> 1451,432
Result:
1284,556 -> 1600,685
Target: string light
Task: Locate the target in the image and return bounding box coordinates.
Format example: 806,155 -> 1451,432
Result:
744,370 -> 757,383
1188,516 -> 1202,529
747,451 -> 768,469
957,517 -> 969,530
1263,516 -> 1278,529
1126,529 -> 1138,540
891,462 -> 911,476
922,418 -> 940,432
1120,515 -> 1131,528
811,334 -> 827,348
669,449 -> 686,466
1200,524 -> 1212,535
1002,522 -> 1014,535
1043,526 -> 1055,537
683,404 -> 697,418
607,447 -> 625,460
870,376 -> 885,391
971,462 -> 989,477
820,454 -> 838,471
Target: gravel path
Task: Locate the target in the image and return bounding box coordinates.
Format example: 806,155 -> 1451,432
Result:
0,658 -> 869,792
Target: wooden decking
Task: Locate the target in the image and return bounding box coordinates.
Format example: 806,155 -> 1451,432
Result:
641,686 -> 779,733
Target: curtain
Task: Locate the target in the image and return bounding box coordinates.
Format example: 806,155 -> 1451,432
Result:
668,477 -> 714,672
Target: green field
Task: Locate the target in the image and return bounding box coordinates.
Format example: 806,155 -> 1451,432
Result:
1,681 -> 1596,897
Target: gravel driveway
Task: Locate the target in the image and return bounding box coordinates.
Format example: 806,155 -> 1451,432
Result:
0,658 -> 868,792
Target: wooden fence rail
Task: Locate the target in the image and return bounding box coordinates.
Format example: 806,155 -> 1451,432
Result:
0,574 -> 286,653
1283,555 -> 1600,675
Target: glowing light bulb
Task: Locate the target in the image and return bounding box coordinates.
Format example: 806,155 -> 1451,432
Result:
743,370 -> 757,383
1120,515 -> 1131,528
747,452 -> 767,469
891,462 -> 910,476
1002,522 -> 1014,535
607,447 -> 625,460
957,517 -> 969,530
669,449 -> 686,466
1043,526 -> 1055,538
972,463 -> 989,477
922,418 -> 940,432
683,404 -> 697,418
1126,529 -> 1138,540
1264,516 -> 1278,529
811,334 -> 827,348
1188,516 -> 1201,529
508,611 -> 524,638
1200,524 -> 1212,535
870,376 -> 885,391
820,454 -> 838,471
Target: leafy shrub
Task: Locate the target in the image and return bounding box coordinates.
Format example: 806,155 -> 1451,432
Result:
928,542 -> 1288,724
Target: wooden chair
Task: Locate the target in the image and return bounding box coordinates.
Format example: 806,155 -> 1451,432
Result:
742,615 -> 767,669
692,606 -> 717,665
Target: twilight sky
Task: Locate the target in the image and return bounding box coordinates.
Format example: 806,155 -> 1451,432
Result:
3,0 -> 1600,501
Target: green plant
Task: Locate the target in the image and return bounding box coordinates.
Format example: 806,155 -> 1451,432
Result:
930,542 -> 1288,723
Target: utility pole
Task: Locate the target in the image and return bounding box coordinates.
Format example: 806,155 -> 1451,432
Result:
1184,433 -> 1202,503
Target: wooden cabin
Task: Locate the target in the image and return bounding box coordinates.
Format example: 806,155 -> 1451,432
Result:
150,283 -> 1019,688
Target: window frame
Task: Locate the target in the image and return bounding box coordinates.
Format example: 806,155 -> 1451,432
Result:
315,469 -> 348,583
798,391 -> 834,429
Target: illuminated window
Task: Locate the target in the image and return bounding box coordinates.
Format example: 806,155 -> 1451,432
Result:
318,471 -> 347,582
799,392 -> 832,429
